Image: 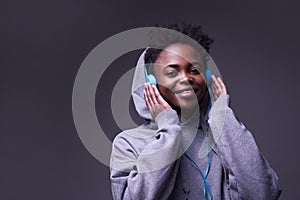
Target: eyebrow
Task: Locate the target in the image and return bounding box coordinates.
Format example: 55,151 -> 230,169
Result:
162,61 -> 203,69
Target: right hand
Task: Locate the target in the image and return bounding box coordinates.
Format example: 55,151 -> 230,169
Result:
144,83 -> 172,119
210,75 -> 228,105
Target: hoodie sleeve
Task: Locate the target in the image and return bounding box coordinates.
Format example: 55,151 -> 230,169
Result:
209,94 -> 282,200
110,109 -> 183,200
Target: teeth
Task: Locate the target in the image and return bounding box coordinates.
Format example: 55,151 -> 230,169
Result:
178,89 -> 193,94
181,90 -> 191,93
175,88 -> 195,94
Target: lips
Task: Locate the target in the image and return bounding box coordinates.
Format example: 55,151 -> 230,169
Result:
174,88 -> 198,94
173,88 -> 198,99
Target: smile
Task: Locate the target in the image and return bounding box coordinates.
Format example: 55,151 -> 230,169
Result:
174,88 -> 198,98
174,88 -> 197,94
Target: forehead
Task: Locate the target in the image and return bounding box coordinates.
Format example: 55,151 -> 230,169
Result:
155,43 -> 203,66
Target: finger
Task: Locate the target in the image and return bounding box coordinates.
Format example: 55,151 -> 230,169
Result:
211,74 -> 217,85
149,85 -> 159,104
152,85 -> 166,104
153,86 -> 171,108
213,76 -> 225,96
210,79 -> 217,92
153,85 -> 161,97
144,88 -> 151,108
155,91 -> 169,109
145,84 -> 155,106
210,78 -> 218,98
211,90 -> 218,101
151,85 -> 164,103
157,93 -> 168,106
211,75 -> 221,90
210,75 -> 219,94
216,77 -> 223,89
216,77 -> 224,94
211,83 -> 220,101
145,86 -> 156,115
144,84 -> 150,102
217,77 -> 227,94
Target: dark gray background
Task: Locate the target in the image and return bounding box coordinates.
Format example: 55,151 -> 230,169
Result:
1,0 -> 299,199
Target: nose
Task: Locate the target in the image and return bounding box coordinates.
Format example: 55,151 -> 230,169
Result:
179,72 -> 193,85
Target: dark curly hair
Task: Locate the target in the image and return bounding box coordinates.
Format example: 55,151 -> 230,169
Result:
144,23 -> 214,69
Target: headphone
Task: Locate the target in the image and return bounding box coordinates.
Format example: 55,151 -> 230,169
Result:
144,65 -> 157,86
144,65 -> 212,89
144,64 -> 214,200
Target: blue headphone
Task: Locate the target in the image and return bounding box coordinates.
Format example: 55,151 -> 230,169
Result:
144,65 -> 157,86
144,65 -> 212,88
144,64 -> 213,113
144,64 -> 213,199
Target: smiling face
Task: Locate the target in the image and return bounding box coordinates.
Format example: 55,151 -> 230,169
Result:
153,43 -> 208,114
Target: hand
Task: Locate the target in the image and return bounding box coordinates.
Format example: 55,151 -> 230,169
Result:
144,83 -> 172,119
211,75 -> 227,104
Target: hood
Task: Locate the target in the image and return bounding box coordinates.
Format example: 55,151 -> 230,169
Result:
131,49 -> 210,128
131,49 -> 152,120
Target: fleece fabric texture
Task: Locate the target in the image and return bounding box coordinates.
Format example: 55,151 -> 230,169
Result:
110,50 -> 281,200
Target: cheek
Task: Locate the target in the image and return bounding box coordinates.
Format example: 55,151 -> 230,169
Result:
155,74 -> 175,102
199,80 -> 207,90
157,84 -> 179,107
156,74 -> 176,90
157,79 -> 178,103
158,84 -> 175,99
196,77 -> 208,97
197,75 -> 207,87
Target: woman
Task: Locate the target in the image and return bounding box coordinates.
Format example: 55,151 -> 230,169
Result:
110,23 -> 281,199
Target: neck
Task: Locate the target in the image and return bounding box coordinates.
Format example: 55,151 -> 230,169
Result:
175,106 -> 199,120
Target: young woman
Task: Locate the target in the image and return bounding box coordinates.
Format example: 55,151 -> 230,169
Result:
110,24 -> 281,200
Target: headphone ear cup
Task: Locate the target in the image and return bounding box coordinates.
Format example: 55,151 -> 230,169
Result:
205,68 -> 212,112
144,65 -> 157,86
147,74 -> 157,86
205,69 -> 212,85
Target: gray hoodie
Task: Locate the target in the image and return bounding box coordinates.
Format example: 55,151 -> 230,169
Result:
110,50 -> 281,200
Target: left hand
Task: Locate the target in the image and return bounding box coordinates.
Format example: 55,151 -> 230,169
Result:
211,74 -> 227,104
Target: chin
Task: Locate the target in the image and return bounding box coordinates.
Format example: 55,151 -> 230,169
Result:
174,100 -> 199,112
